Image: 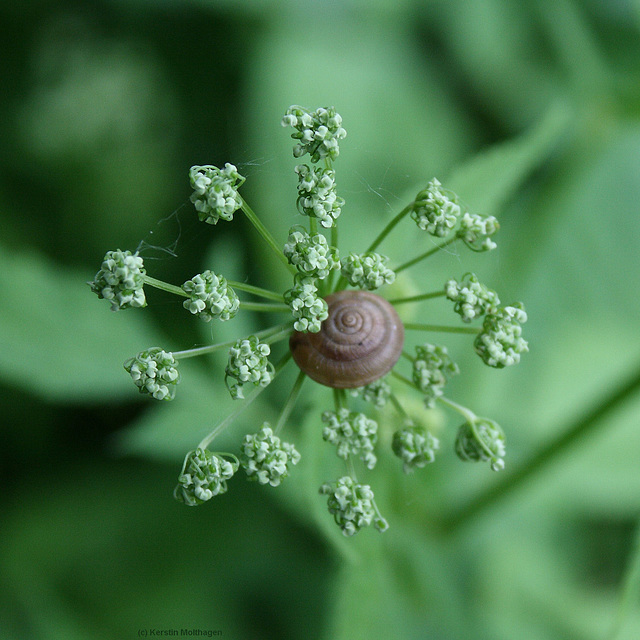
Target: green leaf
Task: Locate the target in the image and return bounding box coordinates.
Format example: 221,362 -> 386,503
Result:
446,102 -> 571,216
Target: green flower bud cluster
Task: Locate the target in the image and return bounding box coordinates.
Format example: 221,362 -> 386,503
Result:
349,377 -> 391,408
320,476 -> 388,537
410,179 -> 499,252
445,273 -> 500,323
284,276 -> 329,333
89,249 -> 146,311
124,348 -> 179,401
412,343 -> 460,408
295,164 -> 344,228
282,105 -> 347,163
340,252 -> 395,290
181,270 -> 239,322
174,449 -> 238,506
474,303 -> 528,368
239,424 -> 301,487
392,425 -> 440,474
225,336 -> 274,399
457,212 -> 499,252
189,163 -> 245,225
455,418 -> 506,471
322,408 -> 378,470
283,225 -> 339,279
411,178 -> 461,237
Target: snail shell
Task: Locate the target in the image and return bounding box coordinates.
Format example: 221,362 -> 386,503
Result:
289,290 -> 404,388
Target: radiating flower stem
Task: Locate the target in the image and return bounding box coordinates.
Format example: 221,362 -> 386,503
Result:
437,395 -> 477,424
197,352 -> 292,450
441,361 -> 640,534
404,323 -> 480,335
172,322 -> 292,360
239,197 -> 297,275
239,301 -> 290,313
274,371 -> 307,435
391,369 -> 416,390
389,391 -> 411,422
366,203 -> 414,253
334,388 -> 347,412
143,275 -> 188,297
227,281 -> 284,302
389,290 -> 446,306
394,235 -> 459,274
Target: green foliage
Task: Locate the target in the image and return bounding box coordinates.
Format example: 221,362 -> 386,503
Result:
3,1 -> 640,638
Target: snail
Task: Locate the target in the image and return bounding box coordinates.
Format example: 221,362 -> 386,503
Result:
290,289 -> 404,388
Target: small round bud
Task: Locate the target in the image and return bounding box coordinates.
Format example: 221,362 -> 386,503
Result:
174,449 -> 238,506
392,425 -> 440,473
412,343 -> 459,408
319,476 -> 382,537
445,273 -> 500,323
322,408 -> 378,469
340,252 -> 395,291
411,178 -> 461,237
124,348 -> 179,401
189,163 -> 245,225
455,418 -> 506,471
284,276 -> 329,333
349,377 -> 392,408
295,165 -> 344,228
457,212 -> 499,252
240,424 -> 301,486
225,335 -> 274,400
282,105 -> 347,163
283,225 -> 340,279
474,303 -> 528,368
89,249 -> 146,311
181,270 -> 239,322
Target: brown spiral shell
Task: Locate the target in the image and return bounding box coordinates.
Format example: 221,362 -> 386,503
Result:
289,290 -> 404,388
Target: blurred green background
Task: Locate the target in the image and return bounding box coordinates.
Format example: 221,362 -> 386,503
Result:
2,1 -> 640,638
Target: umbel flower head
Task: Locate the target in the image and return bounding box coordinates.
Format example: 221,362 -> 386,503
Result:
91,105 -> 528,536
392,425 -> 440,474
181,270 -> 239,322
240,424 -> 301,487
89,249 -> 146,311
174,449 -> 239,506
124,348 -> 179,401
189,163 -> 245,225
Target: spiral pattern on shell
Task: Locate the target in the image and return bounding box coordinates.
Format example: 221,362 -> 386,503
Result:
289,290 -> 405,388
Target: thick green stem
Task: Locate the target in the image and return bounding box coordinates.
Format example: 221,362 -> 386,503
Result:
394,235 -> 459,274
441,362 -> 640,534
274,371 -> 307,434
404,323 -> 480,335
367,203 -> 414,253
389,290 -> 446,306
197,352 -> 292,450
227,281 -> 284,302
143,275 -> 188,297
239,197 -> 296,275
